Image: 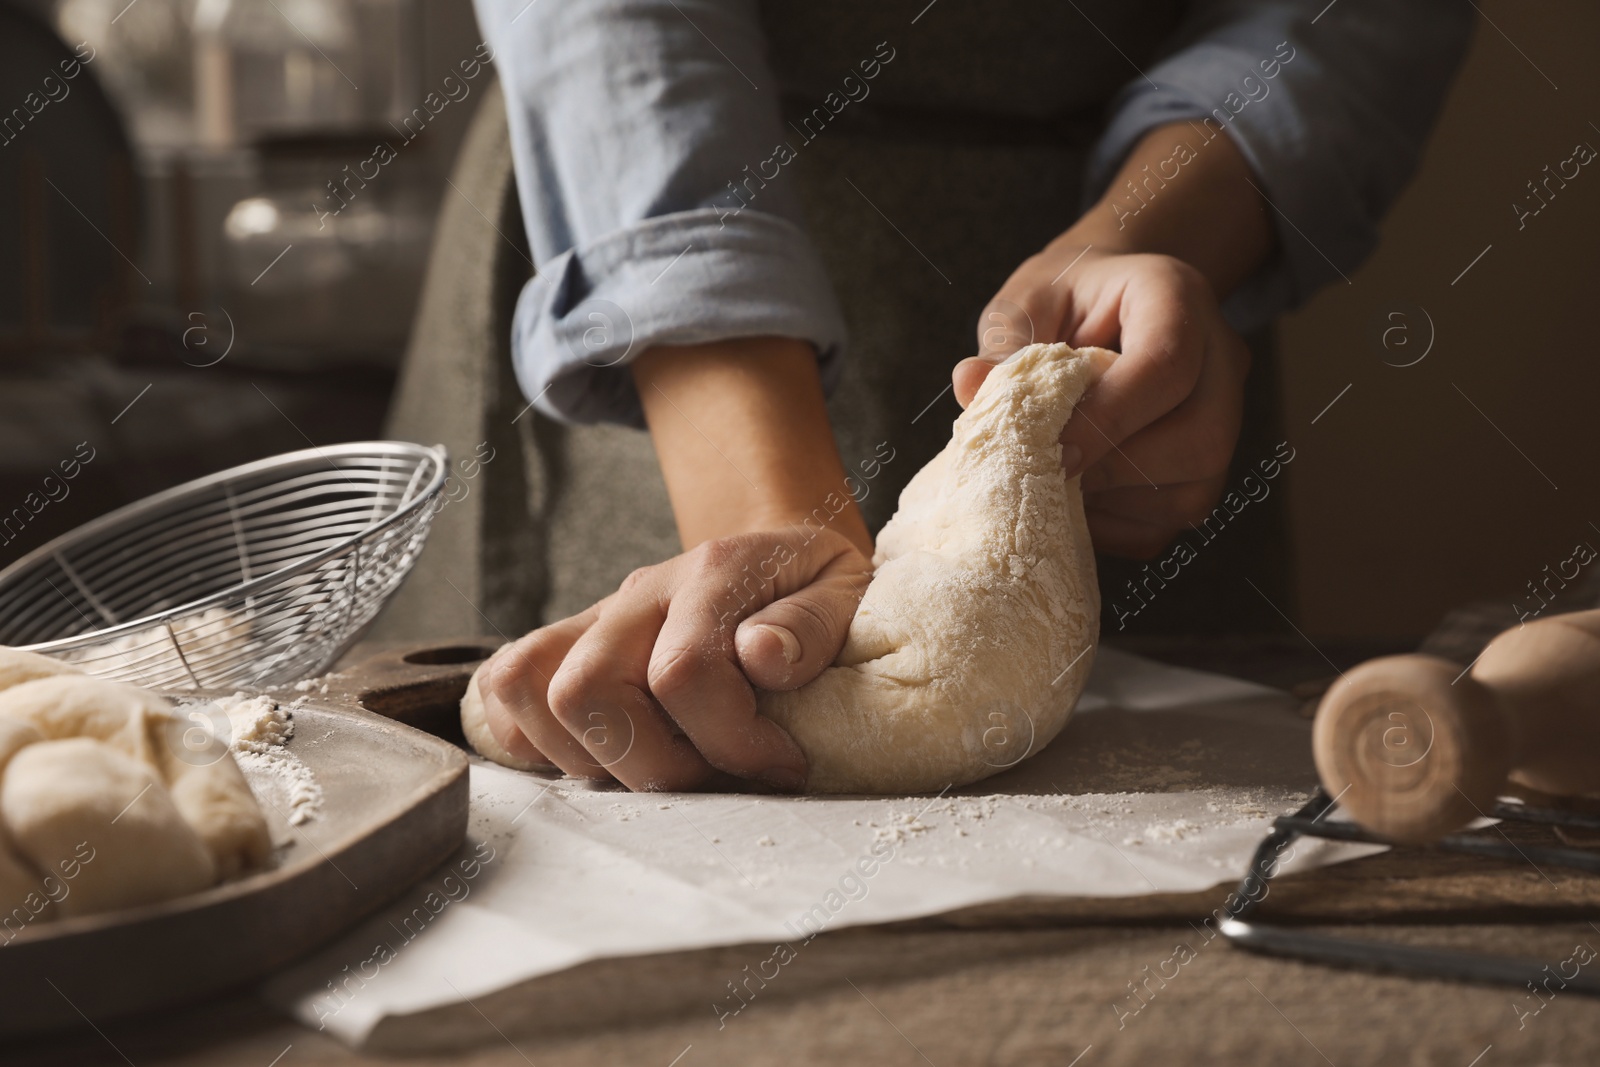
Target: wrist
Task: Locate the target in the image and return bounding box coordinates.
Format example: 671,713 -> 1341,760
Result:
633,338 -> 873,558
1060,121 -> 1275,298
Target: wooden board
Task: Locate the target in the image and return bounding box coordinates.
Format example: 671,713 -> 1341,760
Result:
0,693 -> 468,1040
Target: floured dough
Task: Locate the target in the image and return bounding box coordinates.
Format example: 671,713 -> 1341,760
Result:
0,676 -> 271,879
0,646 -> 80,691
158,737 -> 272,879
0,718 -> 46,926
0,668 -> 272,922
758,343 -> 1104,793
0,717 -> 42,772
3,738 -> 216,917
0,674 -> 165,765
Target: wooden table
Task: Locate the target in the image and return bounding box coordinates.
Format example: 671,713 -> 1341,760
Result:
11,637 -> 1600,1066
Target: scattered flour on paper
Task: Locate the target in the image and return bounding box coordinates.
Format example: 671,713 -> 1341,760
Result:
855,787 -> 1313,868
1124,818 -> 1204,846
212,691 -> 324,829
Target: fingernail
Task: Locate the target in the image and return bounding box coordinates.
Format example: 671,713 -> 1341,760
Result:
756,623 -> 802,665
760,767 -> 807,792
1060,443 -> 1084,476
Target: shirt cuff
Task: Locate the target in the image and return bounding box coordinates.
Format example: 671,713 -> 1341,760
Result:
511,207 -> 847,427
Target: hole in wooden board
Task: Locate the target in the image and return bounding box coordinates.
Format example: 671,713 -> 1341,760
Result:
361,676 -> 471,749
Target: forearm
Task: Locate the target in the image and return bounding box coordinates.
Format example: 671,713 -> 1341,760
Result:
1064,122 -> 1275,298
486,0 -> 848,427
633,338 -> 872,557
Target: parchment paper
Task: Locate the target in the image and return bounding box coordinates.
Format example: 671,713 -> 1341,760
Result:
263,648 -> 1380,1046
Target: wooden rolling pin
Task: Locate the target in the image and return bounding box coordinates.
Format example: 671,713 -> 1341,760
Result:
1312,609 -> 1600,843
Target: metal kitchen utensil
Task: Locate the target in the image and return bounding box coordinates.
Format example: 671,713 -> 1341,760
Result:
0,441 -> 447,689
1221,789 -> 1600,995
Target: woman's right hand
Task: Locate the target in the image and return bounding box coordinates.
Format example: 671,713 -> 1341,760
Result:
474,526 -> 872,793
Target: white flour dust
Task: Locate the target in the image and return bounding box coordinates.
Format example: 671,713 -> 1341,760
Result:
212,691 -> 324,828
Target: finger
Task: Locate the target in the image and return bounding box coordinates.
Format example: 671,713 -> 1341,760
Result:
1063,260 -> 1209,477
1079,329 -> 1247,493
484,611 -> 613,780
645,540 -> 826,789
974,289 -> 1052,362
549,572 -> 716,791
478,669 -> 556,770
964,253 -> 1076,403
952,356 -> 994,410
956,335 -> 1116,413
1083,476 -> 1230,529
735,536 -> 869,690
1084,508 -> 1181,560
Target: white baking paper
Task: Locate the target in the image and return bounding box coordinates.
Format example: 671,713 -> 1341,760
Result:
263,648 -> 1380,1046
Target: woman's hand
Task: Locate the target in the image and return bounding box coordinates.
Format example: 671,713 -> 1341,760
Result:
955,245 -> 1251,558
471,335 -> 874,793
475,527 -> 870,792
953,121 -> 1276,560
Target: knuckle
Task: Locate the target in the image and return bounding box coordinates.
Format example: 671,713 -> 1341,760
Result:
617,566 -> 656,596
690,536 -> 746,573
485,654 -> 524,704
546,657 -> 602,726
646,641 -> 711,703
769,594 -> 835,648
486,645 -> 537,704
1153,255 -> 1208,298
488,632 -> 565,703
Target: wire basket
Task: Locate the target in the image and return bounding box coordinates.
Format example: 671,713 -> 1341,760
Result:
0,442 -> 448,690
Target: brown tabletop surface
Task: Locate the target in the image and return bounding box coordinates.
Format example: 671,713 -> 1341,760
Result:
11,636 -> 1600,1066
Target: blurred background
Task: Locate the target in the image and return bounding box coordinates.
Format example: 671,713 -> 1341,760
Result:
0,0 -> 1594,644
0,0 -> 482,547
1274,0 -> 1600,639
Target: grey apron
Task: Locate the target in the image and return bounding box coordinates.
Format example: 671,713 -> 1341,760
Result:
374,0 -> 1292,643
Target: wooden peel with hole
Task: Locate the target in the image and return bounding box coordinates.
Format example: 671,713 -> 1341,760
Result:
1312,609 -> 1600,843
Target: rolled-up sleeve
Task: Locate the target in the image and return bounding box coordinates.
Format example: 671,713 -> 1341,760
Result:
1084,0 -> 1475,332
474,0 -> 847,426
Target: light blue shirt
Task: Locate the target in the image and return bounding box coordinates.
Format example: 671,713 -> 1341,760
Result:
474,0 -> 1473,426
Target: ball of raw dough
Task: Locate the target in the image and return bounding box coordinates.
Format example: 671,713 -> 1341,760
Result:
758,343 -> 1105,793
0,673 -> 164,764
0,717 -> 42,773
3,738 -> 216,917
0,675 -> 271,889
159,741 -> 272,880
0,647 -> 79,693
0,698 -> 50,931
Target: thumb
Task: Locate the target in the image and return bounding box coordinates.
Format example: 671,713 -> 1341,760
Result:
734,547 -> 868,691
959,288 -> 1054,408
952,355 -> 999,409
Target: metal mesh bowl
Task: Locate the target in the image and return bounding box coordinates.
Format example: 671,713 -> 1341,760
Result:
0,442 -> 448,690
